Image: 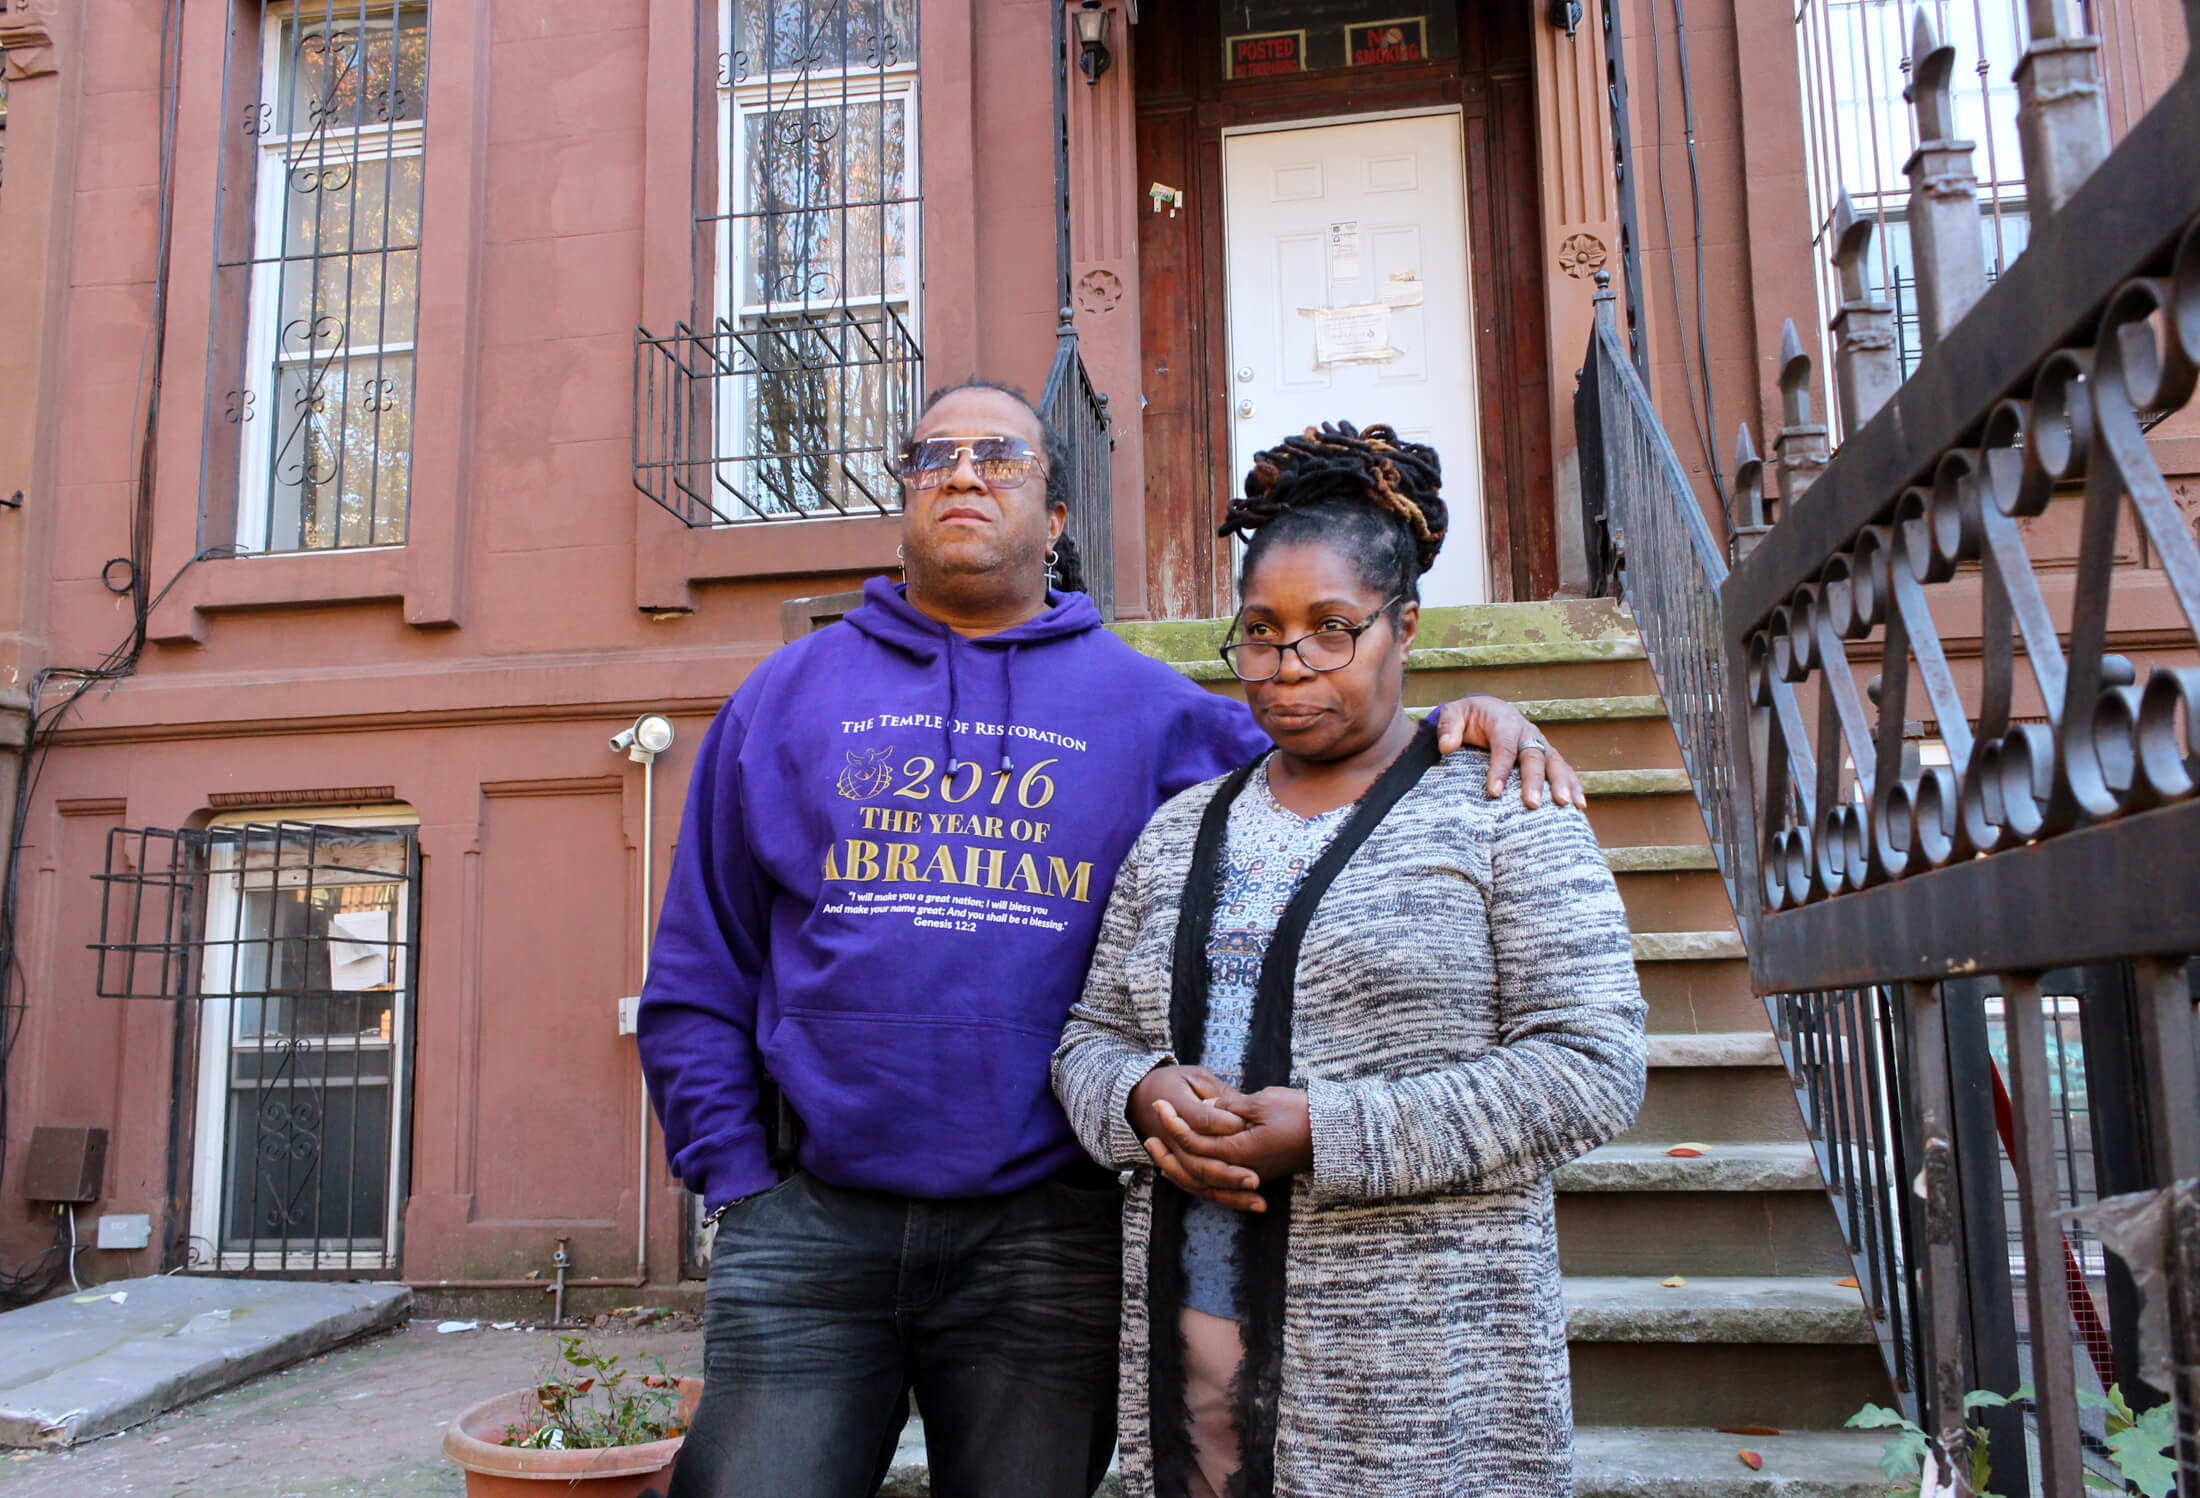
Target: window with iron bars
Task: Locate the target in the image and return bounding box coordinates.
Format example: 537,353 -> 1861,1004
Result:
1794,0 -> 2084,435
95,821 -> 420,1274
207,2 -> 426,555
635,0 -> 922,526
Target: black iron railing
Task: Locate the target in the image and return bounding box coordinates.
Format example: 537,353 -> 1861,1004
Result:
1722,11 -> 2200,1497
1579,273 -> 1924,1414
1577,285 -> 1741,903
1586,9 -> 2200,1493
1037,309 -> 1115,620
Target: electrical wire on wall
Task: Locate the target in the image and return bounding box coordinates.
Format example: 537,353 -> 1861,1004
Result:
1644,0 -> 1732,538
0,0 -> 232,1306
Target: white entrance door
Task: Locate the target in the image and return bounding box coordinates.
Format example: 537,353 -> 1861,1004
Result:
1222,111 -> 1488,605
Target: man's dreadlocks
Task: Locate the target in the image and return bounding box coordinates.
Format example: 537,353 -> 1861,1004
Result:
1218,420 -> 1449,609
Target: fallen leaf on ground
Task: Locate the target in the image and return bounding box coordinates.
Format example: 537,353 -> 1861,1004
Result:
1738,1449 -> 1764,1471
1835,1276 -> 1859,1288
1660,1275 -> 1688,1288
1666,1143 -> 1712,1157
1718,1425 -> 1782,1437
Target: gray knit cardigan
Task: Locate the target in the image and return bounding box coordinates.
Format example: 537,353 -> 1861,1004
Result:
1052,749 -> 1647,1498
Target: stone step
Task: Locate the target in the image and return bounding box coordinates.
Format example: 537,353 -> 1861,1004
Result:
1646,1032 -> 1783,1069
1633,931 -> 1746,963
1408,655 -> 1662,703
1586,783 -> 1722,853
1580,768 -> 1696,797
1572,1425 -> 1896,1497
1557,1141 -> 1819,1193
1174,639 -> 1654,685
1565,1276 -> 1873,1347
1567,1278 -> 1892,1428
1556,1145 -> 1852,1279
1606,844 -> 1722,873
881,1423 -> 1897,1497
1625,1059 -> 1808,1145
1614,866 -> 1742,935
1118,598 -> 1644,665
1640,960 -> 1765,1034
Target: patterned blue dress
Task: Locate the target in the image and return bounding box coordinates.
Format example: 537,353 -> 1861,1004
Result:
1181,761 -> 1349,1319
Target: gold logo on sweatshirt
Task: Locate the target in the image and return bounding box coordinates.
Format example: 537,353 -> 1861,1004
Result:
835,745 -> 897,802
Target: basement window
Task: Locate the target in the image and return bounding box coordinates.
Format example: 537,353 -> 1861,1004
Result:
95,817 -> 420,1273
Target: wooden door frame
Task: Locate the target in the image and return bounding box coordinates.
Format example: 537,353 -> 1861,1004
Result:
1134,3 -> 1554,618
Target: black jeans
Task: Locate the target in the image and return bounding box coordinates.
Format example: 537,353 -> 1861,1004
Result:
666,1168 -> 1124,1498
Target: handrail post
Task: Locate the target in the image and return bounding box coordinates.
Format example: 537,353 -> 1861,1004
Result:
1828,192 -> 1901,432
1902,9 -> 1988,350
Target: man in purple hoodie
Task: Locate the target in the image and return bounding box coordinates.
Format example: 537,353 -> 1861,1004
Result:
640,383 -> 1581,1498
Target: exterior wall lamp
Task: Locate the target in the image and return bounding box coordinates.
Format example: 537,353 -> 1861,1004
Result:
612,708 -> 678,1284
1546,0 -> 1583,36
1075,2 -> 1112,84
612,712 -> 676,764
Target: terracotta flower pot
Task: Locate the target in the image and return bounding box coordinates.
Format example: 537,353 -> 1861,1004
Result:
442,1377 -> 704,1498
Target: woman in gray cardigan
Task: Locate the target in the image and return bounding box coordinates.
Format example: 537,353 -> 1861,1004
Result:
1052,423 -> 1646,1498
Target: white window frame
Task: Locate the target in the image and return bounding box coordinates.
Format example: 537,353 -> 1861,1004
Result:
236,5 -> 424,555
188,806 -> 418,1274
711,0 -> 921,520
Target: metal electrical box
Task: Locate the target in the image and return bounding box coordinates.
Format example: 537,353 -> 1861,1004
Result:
23,1126 -> 107,1203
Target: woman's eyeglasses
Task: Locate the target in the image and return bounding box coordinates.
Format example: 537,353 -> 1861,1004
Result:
896,436 -> 1044,490
1219,596 -> 1402,683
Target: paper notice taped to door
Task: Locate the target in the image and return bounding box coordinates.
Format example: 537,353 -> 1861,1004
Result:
1381,271 -> 1426,307
1328,220 -> 1362,282
1301,302 -> 1400,365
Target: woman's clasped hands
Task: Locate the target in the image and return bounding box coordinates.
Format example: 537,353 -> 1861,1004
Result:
1126,1064 -> 1315,1213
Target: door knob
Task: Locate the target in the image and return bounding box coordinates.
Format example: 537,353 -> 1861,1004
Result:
1238,400 -> 1255,419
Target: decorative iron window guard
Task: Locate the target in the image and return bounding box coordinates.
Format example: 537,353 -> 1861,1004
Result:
205,2 -> 428,555
634,304 -> 921,526
94,823 -> 420,1275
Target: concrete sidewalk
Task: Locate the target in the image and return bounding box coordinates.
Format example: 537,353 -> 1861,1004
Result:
0,1315 -> 701,1497
0,1277 -> 411,1449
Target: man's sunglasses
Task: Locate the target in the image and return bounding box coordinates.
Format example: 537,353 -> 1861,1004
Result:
896,436 -> 1045,490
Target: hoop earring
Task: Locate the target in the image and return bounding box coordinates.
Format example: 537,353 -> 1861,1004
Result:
1044,548 -> 1059,586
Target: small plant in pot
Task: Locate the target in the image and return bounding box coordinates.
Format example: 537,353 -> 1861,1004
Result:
442,1335 -> 702,1498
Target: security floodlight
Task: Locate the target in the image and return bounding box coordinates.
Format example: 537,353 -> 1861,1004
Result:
611,713 -> 677,761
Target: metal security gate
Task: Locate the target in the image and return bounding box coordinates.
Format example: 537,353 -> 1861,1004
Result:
96,821 -> 420,1273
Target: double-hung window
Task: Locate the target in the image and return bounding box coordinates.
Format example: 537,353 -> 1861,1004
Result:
231,3 -> 426,553
708,0 -> 921,521
1795,0 -> 2056,412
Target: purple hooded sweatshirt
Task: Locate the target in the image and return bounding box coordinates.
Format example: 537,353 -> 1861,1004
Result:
637,577 -> 1269,1209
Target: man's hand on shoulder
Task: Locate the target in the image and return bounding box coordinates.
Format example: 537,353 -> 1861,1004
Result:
1430,695 -> 1584,809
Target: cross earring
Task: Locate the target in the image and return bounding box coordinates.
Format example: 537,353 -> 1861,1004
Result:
1044,548 -> 1059,585
896,544 -> 906,581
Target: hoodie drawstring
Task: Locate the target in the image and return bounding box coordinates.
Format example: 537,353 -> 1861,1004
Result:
943,638 -> 962,774
997,644 -> 1020,774
943,638 -> 1024,776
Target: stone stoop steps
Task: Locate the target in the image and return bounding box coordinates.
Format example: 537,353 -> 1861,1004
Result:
1092,598 -> 1893,1498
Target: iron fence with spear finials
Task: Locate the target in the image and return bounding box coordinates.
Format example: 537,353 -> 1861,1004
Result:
1580,2 -> 2200,1494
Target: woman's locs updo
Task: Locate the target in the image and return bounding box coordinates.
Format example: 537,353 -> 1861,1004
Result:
1218,421 -> 1449,608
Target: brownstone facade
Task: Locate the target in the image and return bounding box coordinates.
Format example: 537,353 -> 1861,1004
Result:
0,0 -> 2186,1295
